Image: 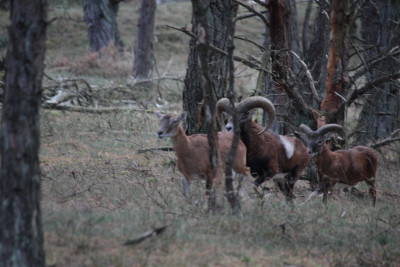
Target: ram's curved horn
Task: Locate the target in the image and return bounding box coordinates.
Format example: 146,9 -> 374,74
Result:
236,96 -> 275,135
216,98 -> 231,130
315,124 -> 345,139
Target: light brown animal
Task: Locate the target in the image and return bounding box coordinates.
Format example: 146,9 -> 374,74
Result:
155,112 -> 250,199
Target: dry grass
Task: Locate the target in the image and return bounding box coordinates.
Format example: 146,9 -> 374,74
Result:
40,109 -> 400,266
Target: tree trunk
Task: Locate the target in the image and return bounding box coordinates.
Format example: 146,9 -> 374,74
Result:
0,0 -> 47,265
354,0 -> 400,145
223,1 -> 241,215
305,0 -> 329,103
133,0 -> 156,79
264,0 -> 306,134
264,0 -> 290,134
190,0 -> 224,213
83,0 -> 123,52
183,0 -> 235,134
320,0 -> 350,126
301,0 -> 313,58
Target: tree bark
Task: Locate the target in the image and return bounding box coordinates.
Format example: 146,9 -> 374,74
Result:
0,0 -> 47,265
183,0 -> 235,134
264,0 -> 307,134
83,0 -> 123,52
190,0 -> 224,213
305,0 -> 329,102
133,0 -> 156,79
320,0 -> 350,126
264,0 -> 290,134
223,1 -> 241,215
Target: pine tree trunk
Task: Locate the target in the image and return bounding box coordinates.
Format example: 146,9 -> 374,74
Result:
320,0 -> 350,126
83,0 -> 123,52
183,0 -> 235,134
0,0 -> 47,265
305,0 -> 329,102
190,0 -> 224,213
264,0 -> 308,134
133,0 -> 156,79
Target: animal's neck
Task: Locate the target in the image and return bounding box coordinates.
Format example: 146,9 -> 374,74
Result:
241,120 -> 260,147
171,126 -> 189,157
315,143 -> 332,165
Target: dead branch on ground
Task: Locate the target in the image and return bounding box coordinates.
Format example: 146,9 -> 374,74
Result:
123,224 -> 169,246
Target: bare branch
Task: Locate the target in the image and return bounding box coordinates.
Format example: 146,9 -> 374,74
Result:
166,24 -> 267,72
234,10 -> 268,22
289,50 -> 321,105
42,104 -> 155,114
371,129 -> 400,149
232,0 -> 270,27
345,72 -> 400,107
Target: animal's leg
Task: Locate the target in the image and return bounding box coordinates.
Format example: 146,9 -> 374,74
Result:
253,172 -> 268,187
365,178 -> 376,207
206,173 -> 213,196
321,181 -> 331,204
182,178 -> 191,200
236,173 -> 248,201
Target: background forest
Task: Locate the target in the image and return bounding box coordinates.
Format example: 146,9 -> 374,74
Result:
0,0 -> 400,266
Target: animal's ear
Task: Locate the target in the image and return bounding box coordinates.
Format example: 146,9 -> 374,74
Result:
221,111 -> 229,123
238,111 -> 253,122
177,111 -> 187,122
155,111 -> 163,120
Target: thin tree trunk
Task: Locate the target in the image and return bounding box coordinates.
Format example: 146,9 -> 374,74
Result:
83,0 -> 123,52
301,0 -> 313,57
133,0 -> 156,79
0,0 -> 47,265
190,0 -> 224,213
223,1 -> 241,215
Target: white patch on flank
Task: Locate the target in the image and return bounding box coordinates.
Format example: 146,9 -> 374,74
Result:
280,136 -> 294,159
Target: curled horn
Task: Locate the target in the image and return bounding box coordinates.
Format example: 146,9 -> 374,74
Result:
236,96 -> 276,135
315,124 -> 345,139
299,124 -> 315,140
216,98 -> 231,129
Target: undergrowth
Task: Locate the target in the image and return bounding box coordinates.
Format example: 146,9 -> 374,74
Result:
40,110 -> 400,266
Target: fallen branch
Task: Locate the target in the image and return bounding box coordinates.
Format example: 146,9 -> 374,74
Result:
138,146 -> 174,153
58,182 -> 110,201
123,224 -> 169,246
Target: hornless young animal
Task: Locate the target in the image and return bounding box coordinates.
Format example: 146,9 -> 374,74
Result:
155,112 -> 250,199
216,96 -> 310,201
299,124 -> 378,206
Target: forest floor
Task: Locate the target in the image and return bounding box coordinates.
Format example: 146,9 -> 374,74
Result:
1,1 -> 400,266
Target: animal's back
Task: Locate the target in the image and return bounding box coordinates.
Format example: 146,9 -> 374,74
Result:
352,146 -> 377,177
